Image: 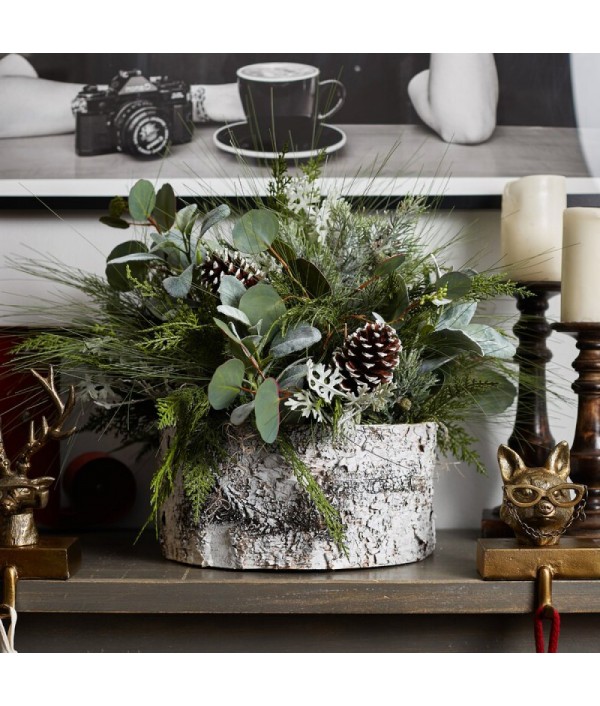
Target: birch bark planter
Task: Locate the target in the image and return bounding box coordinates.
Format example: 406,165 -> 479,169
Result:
159,422 -> 437,570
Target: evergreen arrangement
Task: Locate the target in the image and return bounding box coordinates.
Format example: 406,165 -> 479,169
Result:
12,158 -> 522,542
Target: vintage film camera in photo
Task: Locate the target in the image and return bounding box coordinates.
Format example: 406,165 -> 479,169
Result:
72,69 -> 193,158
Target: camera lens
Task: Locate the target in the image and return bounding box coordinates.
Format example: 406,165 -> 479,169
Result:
113,100 -> 170,157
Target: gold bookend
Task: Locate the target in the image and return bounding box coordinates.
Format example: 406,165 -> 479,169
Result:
477,537 -> 600,580
0,536 -> 81,580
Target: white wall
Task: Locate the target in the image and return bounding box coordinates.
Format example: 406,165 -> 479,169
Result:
0,208 -> 578,529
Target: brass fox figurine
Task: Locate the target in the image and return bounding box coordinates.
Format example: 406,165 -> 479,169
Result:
498,441 -> 586,546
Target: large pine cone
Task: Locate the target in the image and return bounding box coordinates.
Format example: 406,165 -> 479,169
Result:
333,321 -> 402,395
199,250 -> 263,294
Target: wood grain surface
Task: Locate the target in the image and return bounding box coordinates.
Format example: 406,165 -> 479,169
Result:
11,529 -> 600,615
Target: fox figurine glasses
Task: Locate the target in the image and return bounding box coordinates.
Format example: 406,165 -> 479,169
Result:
504,483 -> 586,509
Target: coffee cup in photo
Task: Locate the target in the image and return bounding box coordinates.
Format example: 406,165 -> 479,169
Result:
236,62 -> 345,144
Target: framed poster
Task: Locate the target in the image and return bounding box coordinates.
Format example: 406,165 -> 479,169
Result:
0,53 -> 599,203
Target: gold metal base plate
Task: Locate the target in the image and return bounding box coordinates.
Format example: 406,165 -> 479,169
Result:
477,537 -> 600,580
0,536 -> 81,579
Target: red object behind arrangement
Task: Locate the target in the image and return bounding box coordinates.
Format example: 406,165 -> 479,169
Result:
62,452 -> 136,527
0,330 -> 62,527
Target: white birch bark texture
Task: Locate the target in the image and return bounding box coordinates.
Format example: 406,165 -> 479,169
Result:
160,422 -> 437,570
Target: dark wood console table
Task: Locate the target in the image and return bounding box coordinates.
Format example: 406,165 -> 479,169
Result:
10,530 -> 600,652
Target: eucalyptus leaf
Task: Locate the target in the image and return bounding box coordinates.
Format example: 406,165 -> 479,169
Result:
165,252 -> 186,270
149,229 -> 186,248
175,204 -> 200,236
208,359 -> 245,410
107,252 -> 164,265
462,324 -> 516,359
99,216 -> 130,229
230,401 -> 255,426
229,334 -> 262,367
232,209 -> 279,254
435,302 -> 477,331
241,335 -> 263,355
425,329 -> 483,357
238,284 -> 286,334
128,180 -> 156,221
216,305 -> 252,327
435,271 -> 472,300
213,317 -> 241,342
254,377 -> 280,443
278,362 -> 308,390
218,275 -> 247,307
162,264 -> 194,299
162,245 -> 189,269
291,259 -> 331,298
105,241 -> 149,292
200,204 -> 231,236
469,369 -> 517,415
419,355 -> 456,372
270,325 -> 322,358
152,184 -> 176,233
373,254 -> 406,277
149,239 -> 185,254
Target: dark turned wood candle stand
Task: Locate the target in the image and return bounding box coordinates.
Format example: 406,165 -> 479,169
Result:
508,282 -> 561,464
552,322 -> 600,537
482,281 -> 560,538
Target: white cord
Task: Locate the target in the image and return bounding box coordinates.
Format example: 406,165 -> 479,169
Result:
0,606 -> 17,653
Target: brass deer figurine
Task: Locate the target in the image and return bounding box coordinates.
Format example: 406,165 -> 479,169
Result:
498,441 -> 587,546
0,367 -> 76,547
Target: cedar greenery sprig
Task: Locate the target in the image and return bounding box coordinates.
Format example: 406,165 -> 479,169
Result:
152,386 -> 222,528
278,436 -> 347,555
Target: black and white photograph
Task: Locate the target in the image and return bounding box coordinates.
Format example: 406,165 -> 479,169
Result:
1,53 -> 600,197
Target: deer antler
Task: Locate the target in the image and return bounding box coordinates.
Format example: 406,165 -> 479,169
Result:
0,421 -> 12,477
13,366 -> 77,477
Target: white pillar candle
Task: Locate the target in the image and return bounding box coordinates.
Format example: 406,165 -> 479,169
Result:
561,207 -> 600,322
500,174 -> 566,282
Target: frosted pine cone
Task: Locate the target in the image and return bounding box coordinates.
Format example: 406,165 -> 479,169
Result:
333,321 -> 402,395
199,250 -> 263,294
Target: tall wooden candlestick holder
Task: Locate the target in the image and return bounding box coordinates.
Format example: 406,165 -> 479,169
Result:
508,282 -> 561,465
552,322 -> 600,537
481,281 -> 560,537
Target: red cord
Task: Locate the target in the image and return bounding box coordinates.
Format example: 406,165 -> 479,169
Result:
534,606 -> 561,653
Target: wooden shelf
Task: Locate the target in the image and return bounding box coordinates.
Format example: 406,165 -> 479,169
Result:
12,530 -> 600,615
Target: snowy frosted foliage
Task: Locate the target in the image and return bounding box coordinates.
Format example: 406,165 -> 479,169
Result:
306,360 -> 345,403
284,389 -> 325,422
283,177 -> 345,244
